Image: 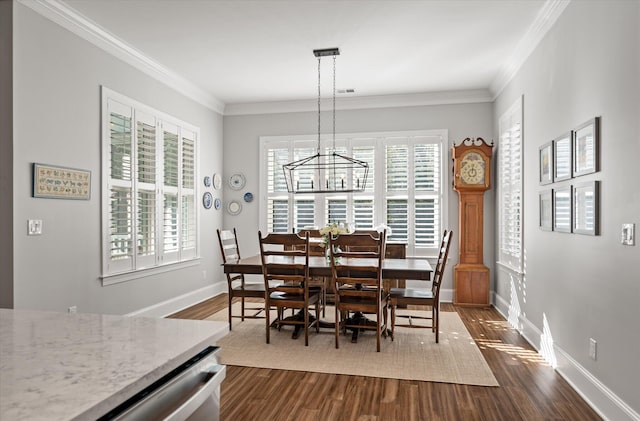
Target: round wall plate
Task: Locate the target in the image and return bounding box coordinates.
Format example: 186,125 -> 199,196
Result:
227,200 -> 242,215
214,198 -> 221,210
243,192 -> 254,202
202,192 -> 213,209
203,175 -> 211,187
213,173 -> 222,190
229,173 -> 246,190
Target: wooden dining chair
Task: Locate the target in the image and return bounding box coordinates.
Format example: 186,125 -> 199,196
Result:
295,229 -> 328,315
329,231 -> 387,352
217,228 -> 267,331
388,229 -> 452,343
258,231 -> 321,346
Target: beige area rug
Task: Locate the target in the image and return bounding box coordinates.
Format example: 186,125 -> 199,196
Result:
207,304 -> 499,387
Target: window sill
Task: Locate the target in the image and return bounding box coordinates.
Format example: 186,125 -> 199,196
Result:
101,258 -> 201,286
496,261 -> 524,276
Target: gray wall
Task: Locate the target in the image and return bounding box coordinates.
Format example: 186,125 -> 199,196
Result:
222,103 -> 495,294
0,0 -> 14,308
493,1 -> 639,416
12,4 -> 224,314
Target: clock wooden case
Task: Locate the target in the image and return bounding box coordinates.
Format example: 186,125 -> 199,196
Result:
452,137 -> 493,306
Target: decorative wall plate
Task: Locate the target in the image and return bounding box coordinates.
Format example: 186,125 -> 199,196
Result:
202,192 -> 213,209
243,192 -> 254,203
227,200 -> 242,215
203,175 -> 211,187
213,173 -> 222,190
229,173 -> 246,190
214,198 -> 221,210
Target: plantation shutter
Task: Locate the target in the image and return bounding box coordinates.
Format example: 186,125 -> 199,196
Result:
415,142 -> 440,247
135,111 -> 157,268
162,123 -> 180,262
267,146 -> 290,232
498,98 -> 523,270
181,129 -> 197,258
107,99 -> 134,273
260,130 -> 447,256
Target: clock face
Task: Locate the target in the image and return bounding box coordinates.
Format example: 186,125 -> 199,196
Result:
460,152 -> 485,185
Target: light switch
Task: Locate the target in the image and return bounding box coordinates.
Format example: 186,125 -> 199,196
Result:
28,219 -> 42,236
622,223 -> 635,246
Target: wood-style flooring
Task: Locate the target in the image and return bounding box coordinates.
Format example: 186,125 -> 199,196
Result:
168,296 -> 601,420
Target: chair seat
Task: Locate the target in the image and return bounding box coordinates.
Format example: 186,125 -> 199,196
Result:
270,291 -> 320,303
232,283 -> 266,297
389,287 -> 433,299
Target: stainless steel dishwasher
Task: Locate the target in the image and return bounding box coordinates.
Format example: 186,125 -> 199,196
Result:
97,346 -> 226,421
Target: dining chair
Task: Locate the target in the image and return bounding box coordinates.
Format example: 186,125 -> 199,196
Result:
258,231 -> 321,346
388,229 -> 452,343
217,228 -> 267,331
329,231 -> 387,352
296,228 -> 332,316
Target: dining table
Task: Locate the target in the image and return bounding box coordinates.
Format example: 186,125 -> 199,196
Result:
223,254 -> 433,280
223,254 -> 433,341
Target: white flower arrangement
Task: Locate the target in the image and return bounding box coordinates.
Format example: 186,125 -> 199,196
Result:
319,223 -> 350,248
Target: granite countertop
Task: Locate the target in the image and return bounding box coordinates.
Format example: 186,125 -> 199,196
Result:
0,309 -> 228,421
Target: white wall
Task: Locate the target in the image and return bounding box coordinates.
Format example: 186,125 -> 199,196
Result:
222,102 -> 494,294
493,1 -> 640,419
12,4 -> 225,315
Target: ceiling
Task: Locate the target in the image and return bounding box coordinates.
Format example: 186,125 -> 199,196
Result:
58,0 -> 553,109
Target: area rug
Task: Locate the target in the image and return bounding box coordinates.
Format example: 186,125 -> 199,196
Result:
206,304 -> 499,387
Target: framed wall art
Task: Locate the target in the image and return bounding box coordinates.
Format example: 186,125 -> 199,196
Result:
539,141 -> 553,185
573,181 -> 599,235
553,186 -> 572,233
573,117 -> 599,177
32,163 -> 91,200
539,189 -> 553,231
553,131 -> 572,182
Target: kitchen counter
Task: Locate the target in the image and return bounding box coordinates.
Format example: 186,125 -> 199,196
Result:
0,309 -> 228,420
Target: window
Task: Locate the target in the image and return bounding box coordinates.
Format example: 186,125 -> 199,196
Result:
498,96 -> 523,271
101,88 -> 199,281
259,130 -> 447,256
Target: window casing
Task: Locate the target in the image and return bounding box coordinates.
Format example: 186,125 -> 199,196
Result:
498,96 -> 523,271
101,88 -> 199,281
259,130 -> 448,257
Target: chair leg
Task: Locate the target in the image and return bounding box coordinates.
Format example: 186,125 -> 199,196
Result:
265,299 -> 270,344
315,301 -> 320,333
241,297 -> 245,321
334,304 -> 340,349
434,305 -> 439,344
376,306 -> 381,352
390,301 -> 396,341
228,294 -> 233,331
304,303 -> 309,346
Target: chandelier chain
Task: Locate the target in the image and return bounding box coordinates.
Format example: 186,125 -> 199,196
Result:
317,56 -> 321,154
333,54 -> 336,152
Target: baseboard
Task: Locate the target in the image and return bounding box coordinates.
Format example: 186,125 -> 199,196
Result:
125,282 -> 227,318
493,292 -> 639,421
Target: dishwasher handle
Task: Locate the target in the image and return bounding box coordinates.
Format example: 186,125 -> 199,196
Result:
98,346 -> 226,421
165,364 -> 226,421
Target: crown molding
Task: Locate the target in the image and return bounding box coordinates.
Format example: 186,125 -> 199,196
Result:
18,0 -> 225,114
224,89 -> 493,116
490,0 -> 571,99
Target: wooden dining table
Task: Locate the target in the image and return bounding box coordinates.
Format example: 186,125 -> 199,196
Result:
223,254 -> 433,280
223,254 -> 433,341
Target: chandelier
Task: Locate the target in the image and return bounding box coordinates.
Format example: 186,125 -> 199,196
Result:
283,48 -> 369,194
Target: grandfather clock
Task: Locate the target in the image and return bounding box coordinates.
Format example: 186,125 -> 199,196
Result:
452,137 -> 493,306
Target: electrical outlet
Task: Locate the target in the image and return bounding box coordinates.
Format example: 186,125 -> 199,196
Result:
589,338 -> 597,360
68,306 -> 77,313
622,223 -> 635,245
28,219 -> 43,235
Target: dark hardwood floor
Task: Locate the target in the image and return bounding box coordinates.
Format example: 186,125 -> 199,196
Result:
168,296 -> 601,420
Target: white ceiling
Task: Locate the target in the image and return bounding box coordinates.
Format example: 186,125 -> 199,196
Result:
57,0 -> 555,109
